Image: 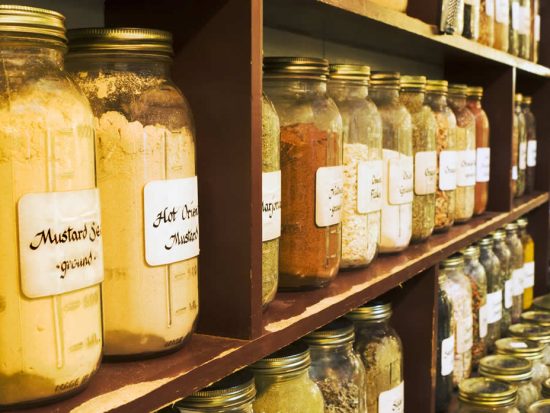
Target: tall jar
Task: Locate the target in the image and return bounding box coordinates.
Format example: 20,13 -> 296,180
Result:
493,229 -> 513,335
522,96 -> 537,194
436,280 -> 455,413
370,72 -> 413,253
479,355 -> 539,411
463,245 -> 488,367
0,6 -> 103,407
426,80 -> 457,232
518,217 -> 535,309
441,0 -> 466,34
515,94 -> 527,198
328,65 -> 382,269
303,318 -> 367,412
509,323 -> 550,365
251,343 -> 324,413
505,222 -> 525,322
400,76 -> 437,242
464,0 -> 481,39
67,28 -> 199,358
466,86 -> 491,215
458,377 -> 519,413
510,0 -> 520,55
175,371 -> 256,413
479,0 -> 496,46
346,302 -> 404,413
479,236 -> 502,351
531,0 -> 540,62
495,0 -> 511,51
439,254 -> 474,386
519,0 -> 532,58
263,57 -> 343,290
449,84 -> 476,223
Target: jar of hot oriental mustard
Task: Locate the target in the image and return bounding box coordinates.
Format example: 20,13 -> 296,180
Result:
67,28 -> 199,358
0,6 -> 103,407
264,57 -> 343,290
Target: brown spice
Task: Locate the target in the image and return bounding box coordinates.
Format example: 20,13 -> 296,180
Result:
467,97 -> 490,215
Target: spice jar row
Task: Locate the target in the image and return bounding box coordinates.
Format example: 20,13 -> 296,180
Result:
512,94 -> 539,197
440,0 -> 542,62
160,300 -> 404,413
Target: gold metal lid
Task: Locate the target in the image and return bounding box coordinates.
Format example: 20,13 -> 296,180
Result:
492,229 -> 507,240
448,83 -> 468,96
528,399 -> 550,412
329,64 -> 370,84
467,86 -> 484,98
346,301 -> 392,322
0,5 -> 66,45
458,377 -> 517,407
534,294 -> 550,312
479,355 -> 533,383
303,318 -> 355,347
495,337 -> 544,361
440,253 -> 464,268
478,236 -> 494,247
509,323 -> 550,344
504,222 -> 519,233
515,93 -> 523,103
177,370 -> 256,409
522,311 -> 550,327
251,342 -> 310,376
462,244 -> 480,259
400,75 -> 426,91
516,217 -> 528,228
370,71 -> 400,88
264,57 -> 329,81
523,96 -> 533,105
542,378 -> 550,399
426,79 -> 448,93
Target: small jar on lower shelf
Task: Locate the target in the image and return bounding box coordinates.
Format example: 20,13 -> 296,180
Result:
479,236 -> 502,352
505,222 -> 525,322
458,377 -> 519,413
493,229 -> 513,336
509,323 -> 550,365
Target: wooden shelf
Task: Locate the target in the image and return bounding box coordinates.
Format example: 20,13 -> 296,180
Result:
16,192 -> 548,413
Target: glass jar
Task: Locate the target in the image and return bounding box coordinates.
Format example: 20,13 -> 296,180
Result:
510,0 -> 520,55
515,94 -> 527,198
328,65 -> 382,269
426,80 -> 457,232
522,96 -> 537,194
449,84 -> 476,223
479,236 -> 503,351
441,0 -> 466,34
518,0 -> 532,58
463,245 -> 488,367
263,57 -> 343,290
479,0 -> 496,46
175,371 -> 256,413
466,86 -> 491,215
464,0 -> 481,39
261,94 -> 280,308
67,28 -> 199,358
531,0 -> 540,62
251,343 -> 324,413
518,217 -> 535,309
521,311 -> 550,328
458,377 -> 519,413
346,301 -> 404,413
505,222 -> 525,322
509,323 -> 550,365
400,76 -> 437,242
495,0 -> 511,51
493,229 -> 513,335
303,318 -> 367,412
0,6 -> 103,407
436,284 -> 455,413
440,254 -> 474,386
370,72 -> 413,253
495,337 -> 550,390
479,355 -> 539,411
528,400 -> 550,413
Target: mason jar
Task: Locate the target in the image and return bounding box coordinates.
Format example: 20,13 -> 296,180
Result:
426,80 -> 457,232
495,0 -> 511,51
515,94 -> 527,198
518,217 -> 535,309
0,6 -> 103,407
529,400 -> 550,413
175,371 -> 256,413
440,254 -> 474,386
263,57 -> 343,289
509,323 -> 550,365
346,301 -> 404,413
400,75 -> 437,242
479,236 -> 502,351
67,28 -> 199,358
250,343 -> 324,413
463,0 -> 481,39
493,229 -> 513,335
510,0 -> 520,55
518,0 -> 532,58
303,318 -> 366,412
479,0 -> 495,46
505,222 -> 525,321
522,96 -> 537,194
328,64 -> 382,269
436,284 -> 455,413
370,72 -> 413,253
466,86 -> 490,215
458,377 -> 519,413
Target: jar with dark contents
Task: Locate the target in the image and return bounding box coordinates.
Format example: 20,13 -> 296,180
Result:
515,93 -> 527,198
522,96 -> 537,194
458,377 -> 519,413
509,323 -> 550,365
505,222 -> 524,322
436,283 -> 454,413
479,237 -> 502,351
479,0 -> 495,46
493,229 -> 513,336
463,0 -> 480,40
426,80 -> 457,232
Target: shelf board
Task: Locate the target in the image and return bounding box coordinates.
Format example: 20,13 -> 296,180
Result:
15,192 -> 548,413
264,0 -> 550,78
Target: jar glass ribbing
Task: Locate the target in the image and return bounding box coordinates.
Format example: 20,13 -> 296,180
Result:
505,223 -> 524,322
458,377 -> 519,413
493,229 -> 513,336
522,97 -> 537,194
479,237 -> 502,351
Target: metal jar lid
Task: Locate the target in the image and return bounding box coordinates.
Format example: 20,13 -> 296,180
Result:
505,222 -> 519,233
68,27 -> 173,57
303,318 -> 355,347
329,64 -> 370,85
264,56 -> 329,81
479,236 -> 494,247
529,399 -> 550,412
370,71 -> 400,89
462,244 -> 481,259
517,217 -> 528,229
522,311 -> 550,327
479,355 -> 533,383
400,75 -> 426,91
523,96 -> 533,105
458,377 -> 517,407
448,83 -> 468,97
466,86 -> 484,98
176,370 -> 256,410
542,378 -> 550,398
534,294 -> 550,312
492,229 -> 507,240
515,93 -> 523,103
426,79 -> 448,93
440,253 -> 464,269
346,301 -> 392,322
509,323 -> 550,344
495,337 -> 544,361
251,342 -> 311,377
0,5 -> 66,46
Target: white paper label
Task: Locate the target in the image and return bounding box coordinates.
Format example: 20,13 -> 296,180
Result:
535,15 -> 541,41
439,150 -> 458,190
496,0 -> 510,23
505,280 -> 513,308
512,268 -> 524,296
476,147 -> 491,182
18,188 -> 104,298
315,166 -> 344,227
357,160 -> 383,213
519,142 -> 527,170
441,335 -> 455,376
457,314 -> 473,353
389,156 -> 414,205
479,305 -> 488,338
512,166 -> 518,180
519,5 -> 531,35
457,149 -> 476,187
262,171 -> 282,242
524,261 -> 535,288
512,1 -> 520,30
487,290 -> 503,323
528,140 -> 537,167
510,341 -> 529,349
414,151 -> 437,195
486,0 -> 495,17
144,177 -> 200,266
378,381 -> 404,413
